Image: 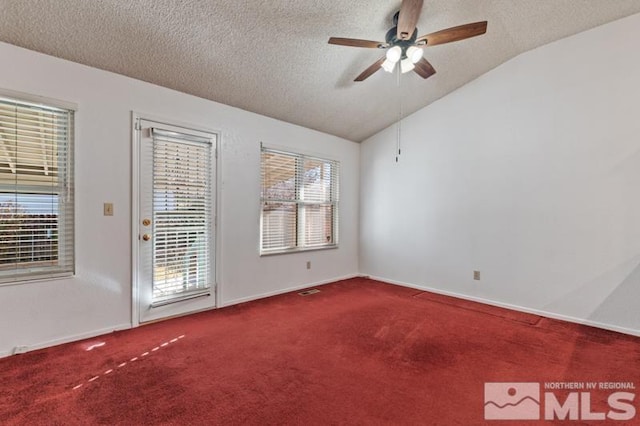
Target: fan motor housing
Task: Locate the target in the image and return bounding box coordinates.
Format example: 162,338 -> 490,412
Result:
385,26 -> 418,54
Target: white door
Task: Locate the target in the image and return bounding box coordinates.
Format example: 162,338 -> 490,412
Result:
135,118 -> 216,323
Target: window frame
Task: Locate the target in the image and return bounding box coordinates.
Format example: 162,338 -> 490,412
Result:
260,145 -> 339,256
0,89 -> 76,286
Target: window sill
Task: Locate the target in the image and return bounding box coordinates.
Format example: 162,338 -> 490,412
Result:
260,244 -> 338,257
0,272 -> 74,288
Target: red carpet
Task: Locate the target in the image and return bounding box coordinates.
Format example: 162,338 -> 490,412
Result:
1,278 -> 639,425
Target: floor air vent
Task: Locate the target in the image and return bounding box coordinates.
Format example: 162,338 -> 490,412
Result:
298,289 -> 320,296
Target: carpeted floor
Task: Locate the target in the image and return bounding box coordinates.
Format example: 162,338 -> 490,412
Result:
1,277 -> 639,425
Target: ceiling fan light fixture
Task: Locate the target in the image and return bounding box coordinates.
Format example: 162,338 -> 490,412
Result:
386,46 -> 402,63
381,58 -> 396,73
400,58 -> 415,74
406,46 -> 423,64
328,2 -> 488,82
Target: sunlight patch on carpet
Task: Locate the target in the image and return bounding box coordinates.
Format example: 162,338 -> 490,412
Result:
83,341 -> 106,351
71,335 -> 186,391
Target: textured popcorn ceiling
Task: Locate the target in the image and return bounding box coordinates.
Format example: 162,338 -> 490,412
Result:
1,1 -> 639,142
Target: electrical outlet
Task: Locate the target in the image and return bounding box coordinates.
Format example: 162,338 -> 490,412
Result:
473,270 -> 481,280
103,202 -> 114,216
306,261 -> 311,270
13,345 -> 28,355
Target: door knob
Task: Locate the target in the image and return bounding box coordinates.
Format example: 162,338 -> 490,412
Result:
142,234 -> 151,241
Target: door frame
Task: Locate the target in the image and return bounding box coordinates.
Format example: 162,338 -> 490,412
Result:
130,111 -> 222,327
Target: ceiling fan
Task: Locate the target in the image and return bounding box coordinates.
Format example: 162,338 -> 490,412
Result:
328,0 -> 488,82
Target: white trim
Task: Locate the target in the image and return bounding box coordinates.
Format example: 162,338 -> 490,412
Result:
260,244 -> 338,257
17,273 -> 353,358
366,274 -> 640,338
213,135 -> 222,307
260,141 -> 340,163
0,323 -> 131,359
131,111 -> 221,326
130,112 -> 141,327
132,111 -> 221,139
219,273 -> 359,307
0,273 -> 73,288
0,87 -> 78,111
5,273 -> 636,359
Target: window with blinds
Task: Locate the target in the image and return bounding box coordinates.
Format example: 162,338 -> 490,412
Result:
0,95 -> 74,284
260,146 -> 339,254
152,129 -> 212,305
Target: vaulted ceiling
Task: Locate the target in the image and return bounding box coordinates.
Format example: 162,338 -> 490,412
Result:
1,1 -> 639,142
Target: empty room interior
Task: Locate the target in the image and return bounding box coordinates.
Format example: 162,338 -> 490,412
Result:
1,1 -> 640,424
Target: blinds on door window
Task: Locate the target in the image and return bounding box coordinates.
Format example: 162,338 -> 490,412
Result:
0,96 -> 74,284
151,128 -> 212,305
260,147 -> 339,254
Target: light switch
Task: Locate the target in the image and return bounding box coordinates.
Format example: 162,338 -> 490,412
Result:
103,202 -> 114,216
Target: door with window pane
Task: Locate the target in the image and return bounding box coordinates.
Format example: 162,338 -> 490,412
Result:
136,119 -> 216,323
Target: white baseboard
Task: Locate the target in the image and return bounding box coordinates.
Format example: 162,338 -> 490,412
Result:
7,273 -> 634,359
219,273 -> 360,307
1,275 -> 360,358
367,275 -> 640,338
0,323 -> 132,359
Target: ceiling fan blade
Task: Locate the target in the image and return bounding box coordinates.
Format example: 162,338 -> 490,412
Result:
413,58 -> 436,79
328,37 -> 385,48
397,0 -> 424,40
416,21 -> 487,46
355,57 -> 386,82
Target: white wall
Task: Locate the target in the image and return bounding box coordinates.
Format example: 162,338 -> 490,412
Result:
0,42 -> 359,356
360,13 -> 640,335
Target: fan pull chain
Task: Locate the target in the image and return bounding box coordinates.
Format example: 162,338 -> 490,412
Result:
396,65 -> 402,163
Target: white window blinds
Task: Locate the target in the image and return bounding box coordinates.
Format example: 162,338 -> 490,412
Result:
152,129 -> 212,305
0,96 -> 74,283
260,146 -> 339,254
